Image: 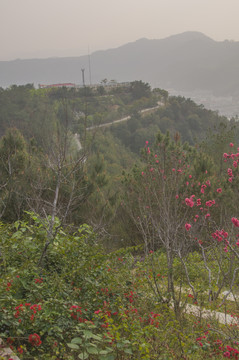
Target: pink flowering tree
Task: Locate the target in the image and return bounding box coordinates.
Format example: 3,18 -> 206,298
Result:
183,142 -> 239,303
123,131 -> 203,313
124,131 -> 239,317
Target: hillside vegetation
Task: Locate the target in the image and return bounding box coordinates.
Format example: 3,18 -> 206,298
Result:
0,82 -> 239,359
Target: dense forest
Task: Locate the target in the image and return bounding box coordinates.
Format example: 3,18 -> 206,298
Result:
0,82 -> 239,359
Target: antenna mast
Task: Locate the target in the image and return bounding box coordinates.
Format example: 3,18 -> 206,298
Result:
88,46 -> 92,86
81,68 -> 85,87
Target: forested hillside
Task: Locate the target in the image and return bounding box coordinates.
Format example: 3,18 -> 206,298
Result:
0,82 -> 236,225
0,82 -> 239,359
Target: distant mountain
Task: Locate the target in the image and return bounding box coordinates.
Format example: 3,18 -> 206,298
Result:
1,31 -> 239,97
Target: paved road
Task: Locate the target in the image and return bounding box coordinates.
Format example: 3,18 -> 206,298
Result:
86,103 -> 162,131
75,102 -> 163,149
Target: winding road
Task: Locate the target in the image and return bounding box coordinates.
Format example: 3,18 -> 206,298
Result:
86,102 -> 162,131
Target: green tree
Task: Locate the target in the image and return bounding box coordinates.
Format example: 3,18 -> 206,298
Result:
130,80 -> 151,100
0,128 -> 29,221
152,88 -> 169,103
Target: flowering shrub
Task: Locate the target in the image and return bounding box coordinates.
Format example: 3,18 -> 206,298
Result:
28,333 -> 42,346
122,134 -> 239,358
1,138 -> 239,359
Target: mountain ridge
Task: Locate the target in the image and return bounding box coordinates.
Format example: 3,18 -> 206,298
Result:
1,31 -> 239,97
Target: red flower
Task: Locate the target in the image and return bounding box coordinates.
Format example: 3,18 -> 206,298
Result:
28,333 -> 42,346
34,278 -> 43,284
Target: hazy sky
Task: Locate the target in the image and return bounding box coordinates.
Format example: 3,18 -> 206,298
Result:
1,0 -> 239,61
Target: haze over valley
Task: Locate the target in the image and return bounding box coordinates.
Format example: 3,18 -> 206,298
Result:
1,31 -> 239,117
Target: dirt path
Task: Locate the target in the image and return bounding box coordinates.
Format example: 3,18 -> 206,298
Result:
184,303 -> 238,325
0,338 -> 20,360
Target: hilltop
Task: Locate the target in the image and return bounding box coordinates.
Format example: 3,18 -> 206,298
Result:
1,31 -> 239,101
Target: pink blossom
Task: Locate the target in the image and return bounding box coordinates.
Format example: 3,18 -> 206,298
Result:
175,195 -> 179,199
223,351 -> 231,357
228,168 -> 233,177
232,217 -> 239,227
228,177 -> 233,182
189,175 -> 192,179
230,142 -> 234,147
216,188 -> 222,193
145,141 -> 149,145
205,213 -> 210,219
194,215 -> 199,222
205,200 -> 215,207
185,223 -> 191,231
233,161 -> 238,168
223,153 -> 228,158
185,197 -> 194,207
223,231 -> 228,238
212,229 -> 228,242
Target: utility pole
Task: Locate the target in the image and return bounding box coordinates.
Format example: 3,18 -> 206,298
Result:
81,68 -> 85,87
